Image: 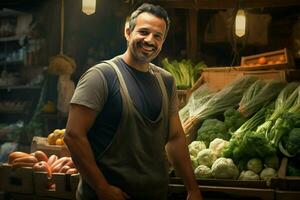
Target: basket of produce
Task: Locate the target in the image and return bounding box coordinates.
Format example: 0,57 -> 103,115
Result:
31,128 -> 69,157
240,48 -> 294,70
0,149 -> 79,198
178,80 -> 300,192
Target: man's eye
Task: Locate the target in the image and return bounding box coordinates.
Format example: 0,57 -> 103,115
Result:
155,35 -> 162,40
139,30 -> 148,35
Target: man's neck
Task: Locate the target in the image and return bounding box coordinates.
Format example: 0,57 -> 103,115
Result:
121,52 -> 150,72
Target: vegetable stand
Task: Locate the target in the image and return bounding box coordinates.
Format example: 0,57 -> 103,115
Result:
175,52 -> 300,199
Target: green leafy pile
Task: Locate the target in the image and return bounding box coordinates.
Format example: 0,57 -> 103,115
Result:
161,58 -> 206,89
223,83 -> 300,166
179,84 -> 215,124
222,105 -> 271,162
183,76 -> 257,136
238,79 -> 286,118
224,108 -> 247,133
196,119 -> 231,147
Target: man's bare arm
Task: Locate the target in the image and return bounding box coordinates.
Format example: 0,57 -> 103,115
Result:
165,113 -> 203,200
64,104 -> 129,199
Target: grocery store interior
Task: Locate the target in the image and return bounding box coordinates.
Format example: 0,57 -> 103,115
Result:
0,0 -> 300,199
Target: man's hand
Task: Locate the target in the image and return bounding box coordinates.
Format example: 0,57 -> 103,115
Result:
97,185 -> 130,200
187,189 -> 203,200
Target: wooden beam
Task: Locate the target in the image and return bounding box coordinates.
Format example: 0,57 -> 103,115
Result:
186,9 -> 198,61
153,0 -> 300,9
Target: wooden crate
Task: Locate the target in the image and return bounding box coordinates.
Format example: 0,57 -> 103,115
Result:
170,177 -> 269,189
31,136 -> 70,157
240,48 -> 295,70
271,157 -> 300,191
0,164 -> 34,194
33,172 -> 79,199
275,190 -> 300,200
168,183 -> 275,200
177,89 -> 191,110
7,193 -> 68,200
201,67 -> 300,91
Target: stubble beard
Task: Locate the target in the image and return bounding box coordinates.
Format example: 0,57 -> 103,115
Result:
131,41 -> 160,63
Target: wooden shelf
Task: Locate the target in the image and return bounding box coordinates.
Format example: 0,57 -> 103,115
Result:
0,85 -> 41,90
0,35 -> 25,42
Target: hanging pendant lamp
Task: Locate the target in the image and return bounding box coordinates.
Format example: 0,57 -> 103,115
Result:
235,9 -> 246,37
82,0 -> 96,15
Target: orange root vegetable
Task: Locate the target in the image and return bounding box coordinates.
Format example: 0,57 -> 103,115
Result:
47,154 -> 58,166
33,161 -> 52,177
8,151 -> 31,164
12,155 -> 38,164
32,151 -> 49,162
12,162 -> 35,168
66,168 -> 78,174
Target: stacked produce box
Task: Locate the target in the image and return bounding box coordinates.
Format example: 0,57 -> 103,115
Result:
0,128 -> 79,200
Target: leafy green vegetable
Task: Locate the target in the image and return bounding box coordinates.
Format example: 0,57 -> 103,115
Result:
286,158 -> 300,176
239,79 -> 265,108
279,127 -> 300,157
161,58 -> 206,89
196,119 -> 230,147
238,80 -> 285,118
256,83 -> 300,137
224,108 -> 247,133
183,76 -> 257,135
268,112 -> 297,147
264,155 -> 280,170
222,105 -> 272,162
179,84 -> 215,124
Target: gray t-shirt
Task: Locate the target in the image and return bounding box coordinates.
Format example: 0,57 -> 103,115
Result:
71,56 -> 178,156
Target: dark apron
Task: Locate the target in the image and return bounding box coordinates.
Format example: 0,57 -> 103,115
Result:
77,58 -> 170,200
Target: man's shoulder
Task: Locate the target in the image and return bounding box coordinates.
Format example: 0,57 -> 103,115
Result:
151,63 -> 174,83
151,63 -> 173,79
89,56 -> 122,76
150,63 -> 175,96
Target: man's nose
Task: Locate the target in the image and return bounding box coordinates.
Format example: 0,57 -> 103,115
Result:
144,34 -> 155,44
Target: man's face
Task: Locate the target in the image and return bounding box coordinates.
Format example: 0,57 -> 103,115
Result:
125,12 -> 167,63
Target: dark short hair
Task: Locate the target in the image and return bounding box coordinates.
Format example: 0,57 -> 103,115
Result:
128,3 -> 170,38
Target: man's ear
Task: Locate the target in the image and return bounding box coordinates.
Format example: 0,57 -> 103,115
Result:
124,27 -> 131,41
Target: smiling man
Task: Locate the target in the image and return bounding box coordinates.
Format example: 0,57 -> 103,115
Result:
65,3 -> 203,200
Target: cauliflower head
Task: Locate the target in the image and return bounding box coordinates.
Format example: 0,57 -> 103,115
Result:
194,165 -> 213,178
190,155 -> 198,169
260,167 -> 277,182
238,170 -> 260,181
196,149 -> 217,167
188,141 -> 206,157
247,158 -> 263,174
209,138 -> 229,158
211,157 -> 239,179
